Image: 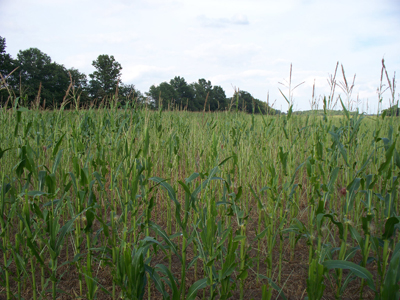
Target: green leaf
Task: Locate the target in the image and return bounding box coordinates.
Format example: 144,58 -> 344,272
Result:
238,269 -> 248,280
216,228 -> 231,249
149,222 -> 180,260
26,238 -> 45,266
382,254 -> 400,298
144,265 -> 168,299
84,208 -> 95,233
349,226 -> 364,253
186,172 -> 200,184
52,149 -> 63,174
93,171 -> 104,191
379,140 -> 396,175
278,147 -> 288,176
150,177 -> 185,231
52,133 -> 65,158
22,190 -> 48,198
0,147 -> 11,160
382,217 -> 399,240
278,88 -> 290,104
327,167 -> 339,190
233,235 -> 246,242
55,216 -> 78,253
322,260 -> 376,291
149,177 -> 177,204
318,214 -> 344,240
316,141 -> 323,161
383,240 -> 400,298
339,97 -> 350,119
265,276 -> 287,300
256,228 -> 269,239
186,278 -> 208,300
156,264 -> 179,299
218,155 -> 233,167
192,166 -> 221,198
94,214 -> 109,237
306,258 -> 325,300
81,272 -> 109,296
287,105 -> 293,120
346,178 -> 361,211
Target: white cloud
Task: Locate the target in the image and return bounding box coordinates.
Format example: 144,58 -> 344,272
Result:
63,54 -> 95,70
184,42 -> 262,68
81,32 -> 139,44
197,14 -> 249,27
231,14 -> 249,25
122,65 -> 174,83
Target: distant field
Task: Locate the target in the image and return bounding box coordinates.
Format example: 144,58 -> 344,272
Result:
1,106 -> 399,300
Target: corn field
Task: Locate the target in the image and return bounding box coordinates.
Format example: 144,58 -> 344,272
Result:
1,88 -> 400,300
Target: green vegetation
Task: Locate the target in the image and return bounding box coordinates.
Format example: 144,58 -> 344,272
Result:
382,105 -> 400,117
0,86 -> 400,299
0,36 -> 279,114
1,36 -> 400,300
293,109 -> 359,116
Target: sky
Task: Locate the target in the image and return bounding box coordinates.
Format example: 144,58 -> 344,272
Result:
1,0 -> 399,112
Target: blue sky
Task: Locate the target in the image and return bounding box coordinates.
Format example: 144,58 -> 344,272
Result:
1,0 -> 399,112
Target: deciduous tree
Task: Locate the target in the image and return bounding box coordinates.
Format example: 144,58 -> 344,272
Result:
147,82 -> 178,108
16,48 -> 70,107
89,54 -> 122,100
0,36 -> 17,101
169,76 -> 195,109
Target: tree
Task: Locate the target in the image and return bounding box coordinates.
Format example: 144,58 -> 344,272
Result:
17,47 -> 52,91
16,48 -> 71,107
210,85 -> 227,111
0,36 -> 16,80
191,79 -> 211,111
89,54 -> 122,100
233,90 -> 278,114
169,76 -> 195,109
119,83 -> 144,106
147,77 -> 229,111
0,36 -> 17,102
147,82 -> 178,108
382,104 -> 400,117
191,79 -> 228,111
42,62 -> 70,106
65,67 -> 90,107
147,77 -> 196,110
68,67 -> 88,90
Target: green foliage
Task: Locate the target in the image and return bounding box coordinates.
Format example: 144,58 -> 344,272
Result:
16,48 -> 68,103
306,259 -> 326,300
233,90 -> 280,114
89,54 -> 122,100
382,104 -> 400,117
2,66 -> 400,300
1,35 -> 281,113
148,81 -> 180,109
0,36 -> 17,93
170,76 -> 195,109
147,77 -> 229,111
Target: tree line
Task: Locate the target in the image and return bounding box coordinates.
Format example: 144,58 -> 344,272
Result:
0,36 -> 280,114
